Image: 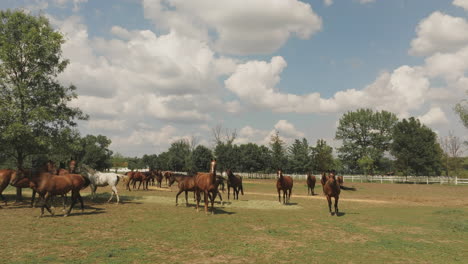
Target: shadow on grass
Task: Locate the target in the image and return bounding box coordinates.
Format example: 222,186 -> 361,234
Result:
82,193 -> 144,205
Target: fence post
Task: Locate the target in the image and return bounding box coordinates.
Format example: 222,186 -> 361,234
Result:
455,176 -> 458,185
427,176 -> 429,184
381,175 -> 383,184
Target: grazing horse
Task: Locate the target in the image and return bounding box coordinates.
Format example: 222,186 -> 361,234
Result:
81,165 -> 125,203
226,169 -> 243,200
276,169 -> 293,204
168,173 -> 197,206
307,173 -> 316,196
323,171 -> 340,216
131,172 -> 147,190
155,170 -> 164,188
0,169 -> 15,207
194,160 -> 218,214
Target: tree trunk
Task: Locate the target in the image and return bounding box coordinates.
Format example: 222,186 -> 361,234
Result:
15,152 -> 24,201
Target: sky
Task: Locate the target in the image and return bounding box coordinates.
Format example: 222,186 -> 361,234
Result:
1,0 -> 468,156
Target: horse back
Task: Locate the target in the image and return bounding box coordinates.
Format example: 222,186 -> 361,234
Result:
277,175 -> 293,190
195,172 -> 215,191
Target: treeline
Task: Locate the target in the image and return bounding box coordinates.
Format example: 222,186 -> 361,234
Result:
113,109 -> 466,177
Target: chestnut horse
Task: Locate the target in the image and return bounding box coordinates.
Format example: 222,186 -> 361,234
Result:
226,169 -> 243,200
57,160 -> 77,175
0,169 -> 15,207
11,171 -> 90,217
168,173 -> 197,206
307,173 -> 316,196
125,171 -> 136,191
276,169 -> 293,204
194,160 -> 218,214
323,171 -> 340,216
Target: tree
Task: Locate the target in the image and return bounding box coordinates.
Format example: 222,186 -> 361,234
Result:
0,11 -> 87,199
192,145 -> 213,172
269,131 -> 287,171
287,138 -> 311,173
335,109 -> 397,173
167,139 -> 191,171
357,156 -> 374,176
237,143 -> 270,173
214,142 -> 239,172
76,135 -> 113,171
455,95 -> 468,130
439,131 -> 464,176
111,153 -> 128,170
142,154 -> 158,170
311,139 -> 334,173
391,117 -> 443,176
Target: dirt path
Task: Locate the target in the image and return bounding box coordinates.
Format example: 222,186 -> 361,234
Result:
244,191 -> 393,204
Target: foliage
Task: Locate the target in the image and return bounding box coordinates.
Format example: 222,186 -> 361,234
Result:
214,142 -> 239,172
237,143 -> 271,173
0,10 -> 87,169
192,145 -> 213,172
167,139 -> 191,171
75,135 -> 113,171
142,154 -> 158,170
269,131 -> 288,171
454,95 -> 468,131
391,117 -> 443,176
335,109 -> 398,173
311,139 -> 334,173
288,138 -> 312,173
357,155 -> 374,175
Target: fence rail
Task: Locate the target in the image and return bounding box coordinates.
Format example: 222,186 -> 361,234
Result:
235,172 -> 468,185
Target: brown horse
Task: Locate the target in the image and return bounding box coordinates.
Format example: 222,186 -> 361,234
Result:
307,173 -> 316,196
131,172 -> 150,190
226,169 -> 243,200
194,160 -> 218,214
0,169 -> 15,207
163,171 -> 173,187
276,169 -> 293,204
57,160 -> 77,175
125,171 -> 136,191
155,170 -> 164,188
323,171 -> 340,216
168,173 -> 197,206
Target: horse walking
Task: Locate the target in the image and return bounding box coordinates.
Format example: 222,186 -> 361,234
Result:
81,165 -> 125,203
0,169 -> 15,207
194,160 -> 218,214
307,173 -> 316,196
168,173 -> 197,206
226,169 -> 243,200
323,171 -> 340,216
276,169 -> 293,204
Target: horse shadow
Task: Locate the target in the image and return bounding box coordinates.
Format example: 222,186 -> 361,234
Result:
284,202 -> 298,206
83,193 -> 143,205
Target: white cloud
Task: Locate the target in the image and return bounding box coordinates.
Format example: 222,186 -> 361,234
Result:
87,119 -> 127,131
235,120 -> 305,146
324,0 -> 333,7
453,0 -> 468,11
225,56 -> 430,116
409,12 -> 468,56
418,107 -> 449,126
274,120 -> 305,138
358,0 -> 375,3
142,0 -> 322,55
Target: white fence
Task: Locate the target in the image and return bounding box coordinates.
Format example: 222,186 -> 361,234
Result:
235,172 -> 468,185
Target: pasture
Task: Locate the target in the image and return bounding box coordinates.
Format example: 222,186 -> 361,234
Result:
1,179 -> 467,264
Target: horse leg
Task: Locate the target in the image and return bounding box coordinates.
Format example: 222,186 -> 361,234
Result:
227,186 -> 230,200
108,189 -> 114,203
283,190 -> 286,204
278,189 -> 281,203
112,186 -> 120,204
77,192 -> 84,212
326,195 -> 333,216
185,191 -> 190,206
217,190 -> 223,205
288,188 -> 292,203
195,190 -> 200,212
31,189 -> 36,208
334,196 -> 339,216
175,190 -> 183,206
41,193 -> 54,217
65,192 -> 78,217
62,195 -> 67,212
204,191 -> 209,214
0,193 -> 6,206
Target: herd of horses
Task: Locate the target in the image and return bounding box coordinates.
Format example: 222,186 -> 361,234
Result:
0,159 -> 354,216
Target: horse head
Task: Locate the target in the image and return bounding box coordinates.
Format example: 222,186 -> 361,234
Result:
209,159 -> 217,174
69,160 -> 77,173
277,169 -> 283,178
168,173 -> 176,187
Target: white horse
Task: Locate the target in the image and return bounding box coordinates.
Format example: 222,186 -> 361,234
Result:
81,165 -> 125,203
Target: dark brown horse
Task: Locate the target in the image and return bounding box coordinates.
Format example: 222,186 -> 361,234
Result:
168,173 -> 198,206
194,160 -> 218,214
57,159 -> 77,175
307,173 -> 316,196
323,171 -> 340,216
163,171 -> 173,187
131,171 -> 151,190
276,169 -> 293,204
0,169 -> 15,207
226,169 -> 243,200
155,170 -> 164,188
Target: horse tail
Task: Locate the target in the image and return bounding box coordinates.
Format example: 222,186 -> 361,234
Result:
240,184 -> 244,195
339,185 -> 356,191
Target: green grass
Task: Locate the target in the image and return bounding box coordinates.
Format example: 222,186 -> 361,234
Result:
1,180 -> 467,263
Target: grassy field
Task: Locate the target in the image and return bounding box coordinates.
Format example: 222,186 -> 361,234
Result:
1,179 -> 467,264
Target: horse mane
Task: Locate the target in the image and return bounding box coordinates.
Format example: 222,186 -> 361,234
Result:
80,164 -> 96,176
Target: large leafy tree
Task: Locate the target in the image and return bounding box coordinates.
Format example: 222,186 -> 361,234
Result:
76,135 -> 113,171
167,139 -> 191,171
192,145 -> 213,173
391,117 -> 443,176
214,142 -> 239,172
142,154 -> 158,170
311,139 -> 334,173
0,10 -> 87,170
335,109 -> 397,173
288,138 -> 311,173
237,143 -> 270,173
455,94 -> 468,130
